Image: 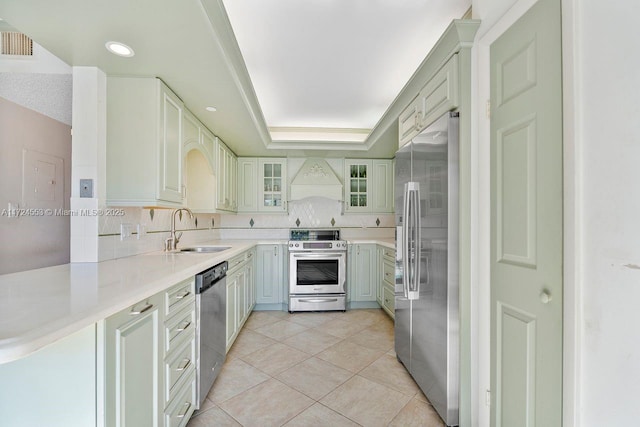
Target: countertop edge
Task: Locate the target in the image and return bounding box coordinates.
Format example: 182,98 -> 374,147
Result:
0,238 -> 394,364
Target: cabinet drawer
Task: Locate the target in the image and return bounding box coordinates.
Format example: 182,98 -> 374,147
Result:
164,377 -> 196,427
165,306 -> 196,354
382,247 -> 396,263
227,251 -> 248,273
165,278 -> 195,319
382,284 -> 395,316
165,337 -> 196,405
382,261 -> 395,286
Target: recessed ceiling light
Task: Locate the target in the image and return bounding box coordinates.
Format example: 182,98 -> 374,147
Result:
105,41 -> 135,57
205,106 -> 217,112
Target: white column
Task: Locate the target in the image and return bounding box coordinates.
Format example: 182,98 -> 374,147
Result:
70,66 -> 106,262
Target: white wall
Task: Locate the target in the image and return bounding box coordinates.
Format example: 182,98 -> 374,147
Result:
575,1 -> 640,424
0,96 -> 71,275
472,0 -> 640,425
0,41 -> 71,74
0,42 -> 72,124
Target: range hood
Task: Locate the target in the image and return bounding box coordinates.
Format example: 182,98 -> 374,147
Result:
289,159 -> 343,201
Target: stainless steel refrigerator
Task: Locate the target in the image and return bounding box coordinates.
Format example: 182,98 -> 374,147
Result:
395,111 -> 459,426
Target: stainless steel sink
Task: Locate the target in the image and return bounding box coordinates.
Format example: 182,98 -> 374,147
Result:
179,246 -> 231,253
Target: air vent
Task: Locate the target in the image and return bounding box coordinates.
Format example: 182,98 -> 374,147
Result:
1,32 -> 33,56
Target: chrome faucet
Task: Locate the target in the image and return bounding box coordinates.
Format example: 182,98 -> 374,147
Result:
165,208 -> 194,251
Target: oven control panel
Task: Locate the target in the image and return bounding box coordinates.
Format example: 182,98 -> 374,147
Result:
288,240 -> 347,251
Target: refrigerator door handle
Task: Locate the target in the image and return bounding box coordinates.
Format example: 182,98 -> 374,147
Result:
406,182 -> 420,300
402,183 -> 411,299
412,185 -> 421,298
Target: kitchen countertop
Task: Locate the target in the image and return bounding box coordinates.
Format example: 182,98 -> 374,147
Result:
0,237 -> 394,364
346,238 -> 395,249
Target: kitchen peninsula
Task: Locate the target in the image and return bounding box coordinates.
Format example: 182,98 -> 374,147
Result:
0,237 -> 394,426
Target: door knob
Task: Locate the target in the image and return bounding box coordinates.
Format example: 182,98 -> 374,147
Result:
540,291 -> 552,304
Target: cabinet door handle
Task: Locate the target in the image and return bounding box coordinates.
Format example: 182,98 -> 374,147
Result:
176,290 -> 191,299
177,402 -> 191,418
176,358 -> 191,372
130,302 -> 153,315
275,246 -> 278,256
176,321 -> 191,332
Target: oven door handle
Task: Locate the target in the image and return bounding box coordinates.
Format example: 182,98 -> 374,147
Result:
292,253 -> 345,258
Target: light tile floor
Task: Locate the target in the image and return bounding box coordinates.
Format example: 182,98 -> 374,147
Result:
187,309 -> 445,427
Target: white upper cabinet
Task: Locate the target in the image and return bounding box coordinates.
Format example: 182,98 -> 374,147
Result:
344,159 -> 393,213
237,158 -> 288,213
372,160 -> 394,213
107,77 -> 184,207
237,158 -> 258,212
258,159 -> 287,212
215,139 -> 237,213
344,160 -> 372,213
398,54 -> 459,148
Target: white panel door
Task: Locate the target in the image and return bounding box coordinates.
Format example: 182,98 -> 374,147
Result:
490,0 -> 563,425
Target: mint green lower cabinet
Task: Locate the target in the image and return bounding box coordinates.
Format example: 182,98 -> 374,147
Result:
0,325 -> 97,427
225,251 -> 244,349
163,279 -> 196,425
246,249 -> 256,312
104,293 -> 164,427
347,244 -> 378,308
226,272 -> 238,350
164,377 -> 197,427
226,248 -> 257,350
255,244 -> 286,309
378,245 -> 396,320
0,279 -> 199,427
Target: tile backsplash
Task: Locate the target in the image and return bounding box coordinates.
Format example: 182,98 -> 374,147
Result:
98,207 -> 221,261
97,198 -> 394,261
219,197 -> 394,230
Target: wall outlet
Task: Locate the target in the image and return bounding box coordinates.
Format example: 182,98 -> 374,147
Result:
120,223 -> 134,241
136,224 -> 147,240
80,179 -> 93,198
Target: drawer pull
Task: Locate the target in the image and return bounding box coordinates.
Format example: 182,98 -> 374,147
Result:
385,272 -> 391,277
176,358 -> 191,372
176,321 -> 191,332
177,402 -> 191,418
130,302 -> 153,315
176,290 -> 191,299
248,252 -> 253,258
299,298 -> 338,304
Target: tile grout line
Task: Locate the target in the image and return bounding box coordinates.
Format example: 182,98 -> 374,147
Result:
190,309 -> 436,426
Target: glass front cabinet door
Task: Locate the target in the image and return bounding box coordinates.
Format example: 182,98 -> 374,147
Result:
258,159 -> 287,212
344,160 -> 372,213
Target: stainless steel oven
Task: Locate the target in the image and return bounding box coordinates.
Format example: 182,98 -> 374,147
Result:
288,229 -> 347,312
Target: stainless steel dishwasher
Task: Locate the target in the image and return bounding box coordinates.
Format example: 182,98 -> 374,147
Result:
195,261 -> 227,409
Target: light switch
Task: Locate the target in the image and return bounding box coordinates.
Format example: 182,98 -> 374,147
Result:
120,223 -> 134,241
80,179 -> 93,198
